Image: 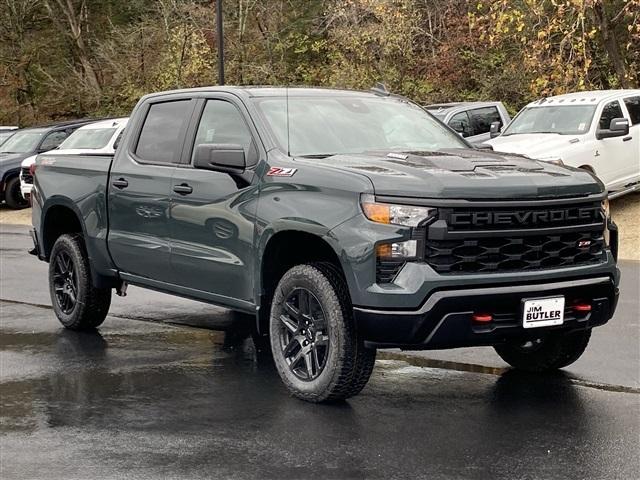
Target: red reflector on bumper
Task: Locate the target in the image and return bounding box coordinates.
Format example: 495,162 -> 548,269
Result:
573,303 -> 592,312
472,313 -> 493,323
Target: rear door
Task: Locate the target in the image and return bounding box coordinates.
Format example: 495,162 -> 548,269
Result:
167,94 -> 261,306
108,97 -> 196,282
593,99 -> 631,190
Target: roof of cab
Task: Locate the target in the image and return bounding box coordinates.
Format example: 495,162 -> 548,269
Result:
76,117 -> 128,130
422,101 -> 503,115
526,89 -> 640,108
141,85 -> 394,101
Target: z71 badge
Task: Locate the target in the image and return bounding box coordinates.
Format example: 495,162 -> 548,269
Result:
267,167 -> 297,177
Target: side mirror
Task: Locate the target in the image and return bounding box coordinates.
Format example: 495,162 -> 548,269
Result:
193,143 -> 246,174
596,117 -> 629,140
489,121 -> 501,138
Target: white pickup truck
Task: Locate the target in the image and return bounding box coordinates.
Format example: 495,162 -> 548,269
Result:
20,118 -> 128,200
487,90 -> 640,198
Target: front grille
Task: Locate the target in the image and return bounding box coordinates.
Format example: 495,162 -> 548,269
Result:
425,200 -> 606,274
21,167 -> 33,184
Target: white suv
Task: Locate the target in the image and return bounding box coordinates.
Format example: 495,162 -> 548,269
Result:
487,90 -> 640,198
20,118 -> 128,200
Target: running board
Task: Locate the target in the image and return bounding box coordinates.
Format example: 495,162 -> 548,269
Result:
608,183 -> 640,200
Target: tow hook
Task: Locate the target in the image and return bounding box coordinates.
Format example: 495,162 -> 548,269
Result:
116,281 -> 128,297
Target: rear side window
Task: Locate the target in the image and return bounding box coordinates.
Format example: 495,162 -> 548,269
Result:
469,106 -> 502,136
623,96 -> 640,125
599,100 -> 624,130
136,100 -> 191,164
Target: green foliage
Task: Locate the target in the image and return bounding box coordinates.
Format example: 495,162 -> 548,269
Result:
0,0 -> 637,126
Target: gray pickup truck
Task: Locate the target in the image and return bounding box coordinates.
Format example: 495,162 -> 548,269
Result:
31,87 -> 619,402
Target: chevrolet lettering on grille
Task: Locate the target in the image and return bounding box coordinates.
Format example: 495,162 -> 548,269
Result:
449,206 -> 601,227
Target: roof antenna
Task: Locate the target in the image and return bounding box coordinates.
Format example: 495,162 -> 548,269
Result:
286,85 -> 291,156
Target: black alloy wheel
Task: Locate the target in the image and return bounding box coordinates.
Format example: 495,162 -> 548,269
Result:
277,287 -> 330,381
52,250 -> 78,314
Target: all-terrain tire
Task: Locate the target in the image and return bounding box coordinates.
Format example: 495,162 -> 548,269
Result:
494,329 -> 591,372
4,176 -> 28,209
49,233 -> 111,330
269,262 -> 376,402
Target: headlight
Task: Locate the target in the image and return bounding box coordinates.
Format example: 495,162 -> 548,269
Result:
360,194 -> 435,227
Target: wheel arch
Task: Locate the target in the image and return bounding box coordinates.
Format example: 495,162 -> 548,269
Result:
40,198 -> 118,289
256,228 -> 348,334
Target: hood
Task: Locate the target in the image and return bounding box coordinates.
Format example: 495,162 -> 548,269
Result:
302,148 -> 602,199
486,133 -> 580,159
0,152 -> 31,173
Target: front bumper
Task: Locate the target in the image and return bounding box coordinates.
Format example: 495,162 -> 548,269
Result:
354,275 -> 618,350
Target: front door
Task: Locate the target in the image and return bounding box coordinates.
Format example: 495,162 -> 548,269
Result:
620,95 -> 640,186
168,96 -> 261,306
593,99 -> 633,190
108,98 -> 195,282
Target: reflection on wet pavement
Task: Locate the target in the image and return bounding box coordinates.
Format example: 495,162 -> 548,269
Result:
1,301 -> 638,480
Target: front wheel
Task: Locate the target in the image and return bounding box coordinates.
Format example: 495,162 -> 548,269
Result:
269,263 -> 376,403
4,176 -> 28,209
49,234 -> 112,330
494,329 -> 591,372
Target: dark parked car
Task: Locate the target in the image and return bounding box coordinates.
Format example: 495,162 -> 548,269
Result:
0,119 -> 97,208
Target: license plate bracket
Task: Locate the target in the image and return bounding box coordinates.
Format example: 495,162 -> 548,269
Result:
522,296 -> 565,329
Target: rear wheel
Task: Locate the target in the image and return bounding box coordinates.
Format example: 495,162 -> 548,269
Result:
4,176 -> 28,209
269,263 -> 376,402
494,329 -> 591,372
49,234 -> 111,330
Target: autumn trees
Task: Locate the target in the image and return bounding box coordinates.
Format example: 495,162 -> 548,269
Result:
0,0 -> 638,125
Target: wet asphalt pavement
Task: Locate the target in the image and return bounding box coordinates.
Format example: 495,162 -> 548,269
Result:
1,225 -> 639,479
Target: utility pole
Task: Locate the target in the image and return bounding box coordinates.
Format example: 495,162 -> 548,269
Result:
216,0 -> 225,85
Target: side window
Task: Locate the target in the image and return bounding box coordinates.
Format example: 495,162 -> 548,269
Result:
448,111 -> 471,137
136,100 -> 192,164
599,100 -> 624,130
469,106 -> 502,136
192,100 -> 257,165
40,131 -> 68,151
623,96 -> 640,126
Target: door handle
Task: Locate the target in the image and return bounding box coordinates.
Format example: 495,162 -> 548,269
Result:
173,183 -> 193,195
112,178 -> 129,189
623,136 -> 632,142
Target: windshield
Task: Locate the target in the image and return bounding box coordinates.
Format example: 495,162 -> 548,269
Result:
253,96 -> 467,157
0,131 -> 14,145
59,127 -> 116,150
503,105 -> 596,135
0,130 -> 44,153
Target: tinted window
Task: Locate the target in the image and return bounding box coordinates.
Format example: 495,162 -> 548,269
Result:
193,100 -> 256,164
136,100 -> 192,164
40,131 -> 69,151
623,96 -> 640,125
448,111 -> 471,137
599,100 -> 624,130
469,106 -> 502,135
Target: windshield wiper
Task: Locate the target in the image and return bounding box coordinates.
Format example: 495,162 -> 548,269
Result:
297,153 -> 340,159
